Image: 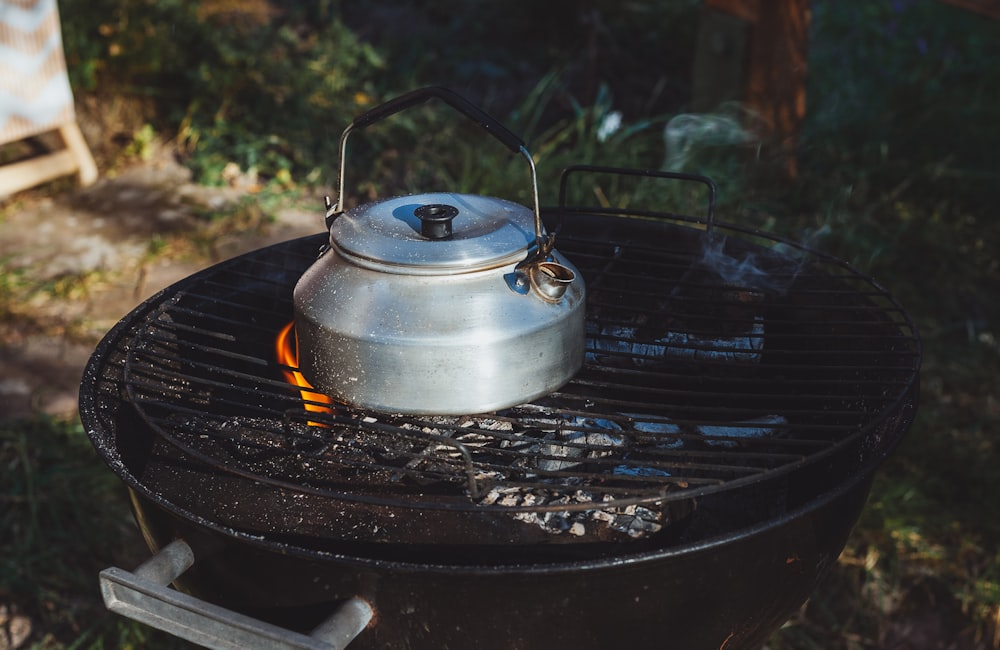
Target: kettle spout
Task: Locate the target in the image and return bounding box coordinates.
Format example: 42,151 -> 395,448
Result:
529,262 -> 576,303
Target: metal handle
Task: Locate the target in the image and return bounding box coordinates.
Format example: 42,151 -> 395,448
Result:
350,86 -> 524,152
556,165 -> 718,232
99,539 -> 373,650
332,87 -> 545,250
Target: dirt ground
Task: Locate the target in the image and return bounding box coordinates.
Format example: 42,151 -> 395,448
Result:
0,152 -> 325,421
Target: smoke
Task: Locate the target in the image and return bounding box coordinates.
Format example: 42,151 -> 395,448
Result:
695,227 -> 830,296
699,231 -> 771,287
662,105 -> 761,171
662,105 -> 833,294
769,224 -> 833,260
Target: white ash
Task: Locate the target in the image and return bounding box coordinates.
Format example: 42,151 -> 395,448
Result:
698,414 -> 788,447
626,416 -> 684,449
478,486 -> 664,539
398,415 -> 514,438
535,421 -> 625,472
394,416 -> 512,469
588,320 -> 764,366
382,413 -> 677,539
626,413 -> 787,449
487,417 -> 673,542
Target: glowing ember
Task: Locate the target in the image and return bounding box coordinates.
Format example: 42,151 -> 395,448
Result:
275,321 -> 333,419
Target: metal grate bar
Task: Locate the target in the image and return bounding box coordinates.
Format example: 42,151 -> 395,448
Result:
111,215 -> 918,517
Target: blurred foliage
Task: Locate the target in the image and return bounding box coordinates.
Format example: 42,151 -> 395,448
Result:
58,0 -> 699,189
767,3 -> 1000,648
61,0 -> 386,185
804,0 -> 1000,190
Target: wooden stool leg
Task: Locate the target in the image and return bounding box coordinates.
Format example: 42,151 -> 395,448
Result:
0,122 -> 98,196
0,140 -> 75,197
59,122 -> 98,186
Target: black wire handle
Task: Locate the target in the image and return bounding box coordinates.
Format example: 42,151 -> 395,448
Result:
556,165 -> 718,232
350,86 -> 524,153
330,87 -> 544,249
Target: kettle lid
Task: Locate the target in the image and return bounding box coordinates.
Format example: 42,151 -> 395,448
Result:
330,192 -> 538,272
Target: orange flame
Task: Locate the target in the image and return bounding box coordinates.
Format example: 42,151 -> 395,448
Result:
276,321 -> 333,422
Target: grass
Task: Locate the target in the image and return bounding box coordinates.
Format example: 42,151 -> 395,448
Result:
0,417 -> 191,649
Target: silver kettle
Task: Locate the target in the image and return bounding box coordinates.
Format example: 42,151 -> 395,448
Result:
292,87 -> 585,415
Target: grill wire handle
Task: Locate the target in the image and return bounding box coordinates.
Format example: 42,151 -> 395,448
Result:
556,165 -> 718,232
99,540 -> 373,650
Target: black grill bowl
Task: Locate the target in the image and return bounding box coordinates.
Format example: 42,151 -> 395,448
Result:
81,191 -> 919,649
124,461 -> 875,650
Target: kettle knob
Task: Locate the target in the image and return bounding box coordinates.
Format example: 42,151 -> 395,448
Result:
415,204 -> 459,240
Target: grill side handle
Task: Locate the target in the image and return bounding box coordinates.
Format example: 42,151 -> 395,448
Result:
99,539 -> 373,650
555,165 -> 718,230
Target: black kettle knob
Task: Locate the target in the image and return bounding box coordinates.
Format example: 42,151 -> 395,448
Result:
414,204 -> 459,240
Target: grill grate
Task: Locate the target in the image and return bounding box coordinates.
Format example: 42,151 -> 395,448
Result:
118,210 -> 918,527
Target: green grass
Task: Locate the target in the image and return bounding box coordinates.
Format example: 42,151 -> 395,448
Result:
0,417 -> 191,649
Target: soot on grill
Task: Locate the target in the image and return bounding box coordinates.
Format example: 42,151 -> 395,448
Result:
106,203 -> 918,563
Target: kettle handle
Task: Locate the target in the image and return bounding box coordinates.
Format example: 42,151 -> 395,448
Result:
350,86 -> 524,153
332,88 -> 544,251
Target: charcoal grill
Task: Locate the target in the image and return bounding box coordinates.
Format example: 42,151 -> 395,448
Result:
82,166 -> 920,649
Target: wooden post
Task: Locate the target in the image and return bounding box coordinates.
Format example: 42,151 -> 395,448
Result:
699,0 -> 999,177
744,0 -> 810,177
698,0 -> 810,177
937,0 -> 1000,19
